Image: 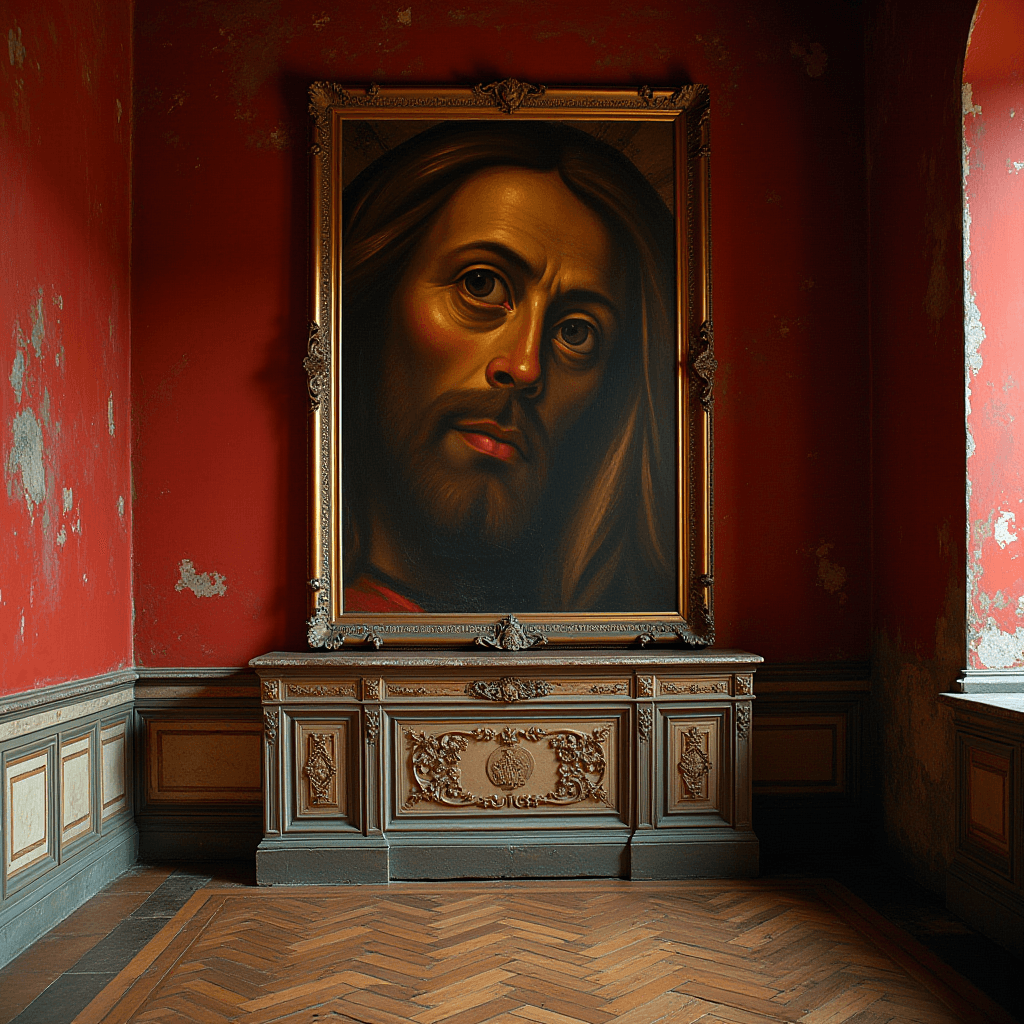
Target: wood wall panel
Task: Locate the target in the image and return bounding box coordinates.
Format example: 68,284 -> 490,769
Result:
753,715 -> 846,794
4,747 -> 52,882
100,717 -> 128,820
146,720 -> 262,804
60,733 -> 94,846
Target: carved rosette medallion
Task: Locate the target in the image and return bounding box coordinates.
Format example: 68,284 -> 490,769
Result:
475,615 -> 548,651
362,677 -> 382,700
403,724 -> 609,810
678,727 -> 712,799
466,678 -> 552,702
262,679 -> 280,702
736,703 -> 751,739
638,676 -> 655,697
486,745 -> 535,790
304,733 -> 336,804
735,675 -> 753,696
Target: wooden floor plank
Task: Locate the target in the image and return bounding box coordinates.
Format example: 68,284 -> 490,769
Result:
66,881 -> 983,1024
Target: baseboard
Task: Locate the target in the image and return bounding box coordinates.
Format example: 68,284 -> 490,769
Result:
630,829 -> 760,878
137,815 -> 262,861
947,858 -> 1024,958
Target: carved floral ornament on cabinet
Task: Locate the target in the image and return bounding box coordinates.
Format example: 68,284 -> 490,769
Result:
304,79 -> 714,651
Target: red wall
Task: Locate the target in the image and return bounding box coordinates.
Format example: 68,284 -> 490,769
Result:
866,0 -> 975,887
132,0 -> 870,668
963,0 -> 1024,670
1,0 -> 133,695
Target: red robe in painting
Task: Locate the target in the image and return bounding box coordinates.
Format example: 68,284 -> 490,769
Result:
344,574 -> 424,613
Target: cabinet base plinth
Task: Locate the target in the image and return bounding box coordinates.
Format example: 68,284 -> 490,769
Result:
388,830 -> 630,880
257,837 -> 389,885
629,829 -> 759,879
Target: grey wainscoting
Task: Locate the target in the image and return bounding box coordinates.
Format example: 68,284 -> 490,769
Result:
133,668 -> 263,862
0,670 -> 138,969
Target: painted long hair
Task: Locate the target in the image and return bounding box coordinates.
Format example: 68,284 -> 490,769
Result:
342,121 -> 676,612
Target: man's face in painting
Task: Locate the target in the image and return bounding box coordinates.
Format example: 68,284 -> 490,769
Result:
377,166 -> 625,549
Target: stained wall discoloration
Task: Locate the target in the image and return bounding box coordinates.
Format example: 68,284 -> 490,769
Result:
867,0 -> 974,890
132,0 -> 870,667
1,0 -> 133,695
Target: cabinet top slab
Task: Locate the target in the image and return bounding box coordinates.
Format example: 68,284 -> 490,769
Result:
250,649 -> 762,670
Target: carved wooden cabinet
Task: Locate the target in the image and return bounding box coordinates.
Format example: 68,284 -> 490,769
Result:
252,650 -> 760,883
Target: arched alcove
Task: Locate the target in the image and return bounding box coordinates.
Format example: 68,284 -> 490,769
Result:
963,0 -> 1024,676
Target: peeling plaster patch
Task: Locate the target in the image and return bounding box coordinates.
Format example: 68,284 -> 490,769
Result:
56,526 -> 66,547
7,409 -> 45,517
1015,594 -> 1024,616
19,614 -> 24,640
62,486 -> 72,512
977,617 -> 1024,668
116,99 -> 122,122
1009,160 -> 1024,174
397,7 -> 412,25
71,515 -> 81,535
117,495 -> 125,516
9,350 -> 24,403
39,388 -> 50,429
815,542 -> 848,604
8,26 -> 25,67
175,559 -> 227,598
994,510 -> 1017,548
28,288 -> 45,357
107,393 -> 115,436
790,40 -> 827,78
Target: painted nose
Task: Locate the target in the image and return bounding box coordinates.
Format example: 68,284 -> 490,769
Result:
485,308 -> 543,397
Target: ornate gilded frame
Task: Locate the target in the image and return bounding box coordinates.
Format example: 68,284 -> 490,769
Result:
305,80 -> 714,650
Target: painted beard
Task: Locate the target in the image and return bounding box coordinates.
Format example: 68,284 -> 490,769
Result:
375,385 -> 551,557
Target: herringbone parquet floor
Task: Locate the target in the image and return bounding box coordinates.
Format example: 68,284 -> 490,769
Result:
70,881 -> 1008,1024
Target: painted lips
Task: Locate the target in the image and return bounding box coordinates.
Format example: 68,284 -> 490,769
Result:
454,421 -> 526,462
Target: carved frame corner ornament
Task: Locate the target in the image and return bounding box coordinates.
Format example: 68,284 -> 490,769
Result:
263,708 -> 278,747
472,78 -> 546,113
678,726 -> 712,798
734,674 -> 753,696
304,733 -> 336,804
362,677 -> 382,700
466,678 -> 553,702
475,615 -> 548,651
307,589 -> 384,650
262,679 -> 280,702
638,676 -> 655,698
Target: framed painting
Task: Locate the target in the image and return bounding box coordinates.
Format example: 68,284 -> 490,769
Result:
304,80 -> 714,650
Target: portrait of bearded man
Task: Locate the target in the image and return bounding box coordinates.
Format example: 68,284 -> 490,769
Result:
339,120 -> 677,615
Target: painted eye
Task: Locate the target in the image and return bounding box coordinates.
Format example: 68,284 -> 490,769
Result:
461,270 -> 510,306
553,319 -> 597,355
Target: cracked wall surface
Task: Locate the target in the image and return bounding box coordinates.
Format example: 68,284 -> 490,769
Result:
1,0 -> 133,695
131,0 -> 871,666
962,0 -> 1024,670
